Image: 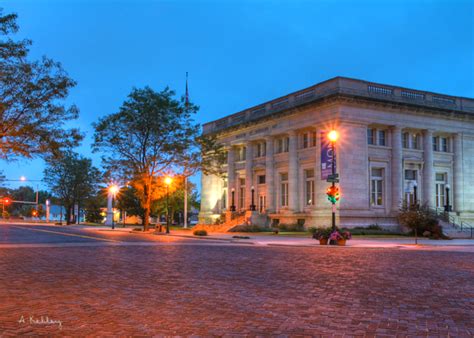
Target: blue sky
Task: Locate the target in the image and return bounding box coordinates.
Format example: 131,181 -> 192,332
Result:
1,0 -> 473,191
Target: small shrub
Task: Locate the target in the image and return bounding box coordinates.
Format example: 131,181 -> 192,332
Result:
398,204 -> 448,239
193,229 -> 207,236
276,223 -> 304,232
367,224 -> 382,230
229,224 -> 272,232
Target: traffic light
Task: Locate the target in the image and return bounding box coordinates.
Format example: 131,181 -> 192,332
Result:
2,197 -> 11,205
326,186 -> 340,204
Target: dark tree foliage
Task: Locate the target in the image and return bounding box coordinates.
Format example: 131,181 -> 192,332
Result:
43,151 -> 102,224
93,86 -> 223,230
0,185 -> 51,217
83,192 -> 106,224
0,9 -> 82,160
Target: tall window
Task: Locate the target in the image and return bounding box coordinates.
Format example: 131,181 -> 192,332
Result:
405,169 -> 417,181
280,173 -> 288,207
367,128 -> 375,145
302,131 -> 317,149
440,137 -> 448,152
371,168 -> 384,206
237,146 -> 246,161
258,175 -> 266,184
277,137 -> 289,153
412,134 -> 420,149
378,130 -> 386,146
432,137 -> 439,152
256,142 -> 266,158
221,189 -> 227,209
402,132 -> 409,148
305,169 -> 315,206
239,178 -> 245,210
222,179 -> 227,209
368,128 -> 386,146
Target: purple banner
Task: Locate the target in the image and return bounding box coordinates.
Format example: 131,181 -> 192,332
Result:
321,132 -> 336,180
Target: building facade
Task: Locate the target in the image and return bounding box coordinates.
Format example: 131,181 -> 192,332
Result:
199,77 -> 474,228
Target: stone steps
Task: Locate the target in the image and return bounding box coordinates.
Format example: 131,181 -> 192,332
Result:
192,215 -> 247,233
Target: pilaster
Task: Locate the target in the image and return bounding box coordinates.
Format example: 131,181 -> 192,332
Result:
288,130 -> 299,212
265,136 -> 275,213
391,126 -> 403,212
423,129 -> 435,208
453,133 -> 463,213
245,142 -> 253,210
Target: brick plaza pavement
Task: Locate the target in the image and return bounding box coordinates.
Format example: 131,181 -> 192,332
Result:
0,243 -> 473,336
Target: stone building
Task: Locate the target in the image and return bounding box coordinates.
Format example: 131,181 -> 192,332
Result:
199,77 -> 474,228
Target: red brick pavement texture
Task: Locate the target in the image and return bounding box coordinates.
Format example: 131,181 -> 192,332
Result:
0,244 -> 473,336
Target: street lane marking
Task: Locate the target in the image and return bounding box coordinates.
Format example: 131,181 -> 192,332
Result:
11,226 -> 121,243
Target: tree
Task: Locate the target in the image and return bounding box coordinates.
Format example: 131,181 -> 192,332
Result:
43,151 -> 102,224
153,175 -> 200,224
115,185 -> 144,219
93,87 -> 221,231
0,9 -> 82,160
83,193 -> 106,224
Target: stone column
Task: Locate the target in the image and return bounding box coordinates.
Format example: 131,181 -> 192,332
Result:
226,146 -> 235,210
288,130 -> 299,212
265,136 -> 275,213
423,129 -> 435,208
391,126 -> 403,212
105,191 -> 113,226
453,133 -> 463,213
245,142 -> 253,210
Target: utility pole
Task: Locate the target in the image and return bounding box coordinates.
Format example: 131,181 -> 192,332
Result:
184,176 -> 188,229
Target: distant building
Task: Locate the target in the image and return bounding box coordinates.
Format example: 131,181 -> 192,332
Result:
199,77 -> 474,228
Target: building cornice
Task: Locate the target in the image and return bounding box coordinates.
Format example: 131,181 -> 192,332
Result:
203,77 -> 474,136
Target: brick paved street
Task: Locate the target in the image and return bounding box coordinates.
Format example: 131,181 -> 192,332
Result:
0,224 -> 473,336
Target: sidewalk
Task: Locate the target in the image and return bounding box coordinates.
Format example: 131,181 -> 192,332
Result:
73,225 -> 474,252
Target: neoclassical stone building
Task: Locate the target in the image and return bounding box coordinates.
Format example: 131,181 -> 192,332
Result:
199,77 -> 474,228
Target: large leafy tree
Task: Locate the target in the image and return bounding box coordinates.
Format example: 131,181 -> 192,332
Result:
0,9 -> 82,160
93,87 -> 221,231
43,151 -> 102,224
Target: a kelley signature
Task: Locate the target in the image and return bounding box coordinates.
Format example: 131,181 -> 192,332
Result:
18,315 -> 62,330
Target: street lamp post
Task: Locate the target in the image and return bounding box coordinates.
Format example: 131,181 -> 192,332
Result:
108,185 -> 119,230
250,186 -> 256,211
444,184 -> 451,212
328,130 -> 338,232
230,188 -> 236,212
164,176 -> 172,234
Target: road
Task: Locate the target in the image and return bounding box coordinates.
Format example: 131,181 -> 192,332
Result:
0,223 -> 473,336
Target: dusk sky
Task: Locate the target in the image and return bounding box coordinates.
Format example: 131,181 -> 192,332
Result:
1,0 -> 473,191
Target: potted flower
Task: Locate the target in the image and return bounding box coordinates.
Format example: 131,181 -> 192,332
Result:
311,227 -> 332,245
329,229 -> 352,246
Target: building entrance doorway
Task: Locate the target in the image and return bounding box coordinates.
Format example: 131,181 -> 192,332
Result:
435,173 -> 446,209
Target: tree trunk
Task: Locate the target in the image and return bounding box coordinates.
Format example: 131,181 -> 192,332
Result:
65,206 -> 72,225
142,181 -> 152,231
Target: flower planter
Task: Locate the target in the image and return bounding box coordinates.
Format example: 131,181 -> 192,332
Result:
319,238 -> 328,245
337,239 -> 346,246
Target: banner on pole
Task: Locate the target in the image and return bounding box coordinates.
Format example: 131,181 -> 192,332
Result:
321,132 -> 336,180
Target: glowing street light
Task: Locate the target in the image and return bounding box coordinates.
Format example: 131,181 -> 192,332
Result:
108,184 -> 120,229
328,130 -> 338,143
109,184 -> 119,196
326,130 -> 339,235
